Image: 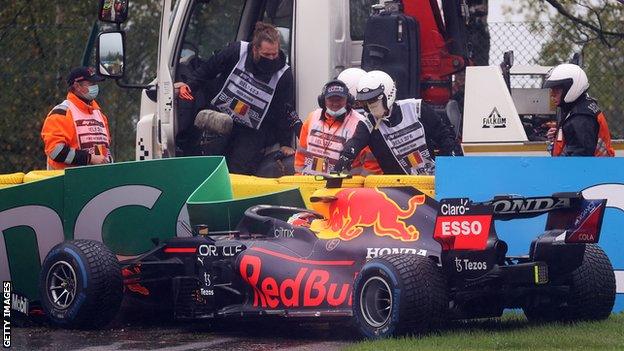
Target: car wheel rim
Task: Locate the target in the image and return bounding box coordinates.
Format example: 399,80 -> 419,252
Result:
360,276 -> 393,328
46,261 -> 77,310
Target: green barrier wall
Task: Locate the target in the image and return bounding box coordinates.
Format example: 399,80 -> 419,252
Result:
0,157 -> 230,301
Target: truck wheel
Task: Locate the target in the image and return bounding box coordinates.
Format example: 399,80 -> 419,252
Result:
352,254 -> 447,338
524,244 -> 615,322
39,240 -> 122,329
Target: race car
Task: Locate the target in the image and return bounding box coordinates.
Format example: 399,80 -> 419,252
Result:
38,177 -> 616,338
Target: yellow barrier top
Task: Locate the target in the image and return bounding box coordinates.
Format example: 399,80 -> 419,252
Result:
23,170 -> 64,183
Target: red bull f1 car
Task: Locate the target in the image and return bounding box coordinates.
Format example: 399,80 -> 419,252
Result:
38,180 -> 616,338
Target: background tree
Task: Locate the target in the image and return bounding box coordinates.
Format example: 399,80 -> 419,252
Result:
467,0 -> 490,65
511,0 -> 624,136
0,0 -> 160,173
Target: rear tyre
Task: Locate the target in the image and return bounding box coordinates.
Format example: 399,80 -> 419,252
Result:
524,244 -> 615,322
564,244 -> 615,320
39,240 -> 122,329
352,254 -> 447,338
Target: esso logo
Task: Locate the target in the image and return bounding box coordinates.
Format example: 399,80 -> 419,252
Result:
441,220 -> 482,236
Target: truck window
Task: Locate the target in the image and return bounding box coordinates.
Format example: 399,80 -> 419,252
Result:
349,0 -> 377,41
181,0 -> 246,61
261,0 -> 293,64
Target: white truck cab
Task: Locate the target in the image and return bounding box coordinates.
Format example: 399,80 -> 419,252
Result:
97,0 -> 374,160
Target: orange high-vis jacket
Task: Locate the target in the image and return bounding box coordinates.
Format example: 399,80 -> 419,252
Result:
295,109 -> 381,175
553,111 -> 615,157
41,92 -> 112,170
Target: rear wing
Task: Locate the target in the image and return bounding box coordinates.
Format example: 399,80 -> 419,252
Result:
482,192 -> 584,220
483,192 -> 607,244
435,192 -> 608,249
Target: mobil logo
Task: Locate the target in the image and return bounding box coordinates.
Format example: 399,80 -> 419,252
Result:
318,188 -> 425,242
238,247 -> 355,309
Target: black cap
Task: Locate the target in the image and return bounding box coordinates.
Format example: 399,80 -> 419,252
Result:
66,67 -> 105,86
323,81 -> 349,98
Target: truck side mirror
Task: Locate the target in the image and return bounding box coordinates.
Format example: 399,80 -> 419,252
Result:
98,0 -> 129,24
96,31 -> 125,79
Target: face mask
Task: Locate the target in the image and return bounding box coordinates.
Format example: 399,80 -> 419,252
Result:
256,56 -> 282,73
326,106 -> 347,118
84,85 -> 99,100
368,99 -> 387,120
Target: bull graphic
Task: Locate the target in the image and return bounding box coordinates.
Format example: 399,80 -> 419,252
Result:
318,188 -> 425,241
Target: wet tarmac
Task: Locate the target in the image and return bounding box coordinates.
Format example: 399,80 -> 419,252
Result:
11,318 -> 354,351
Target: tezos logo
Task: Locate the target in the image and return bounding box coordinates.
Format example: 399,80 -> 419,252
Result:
455,257 -> 487,272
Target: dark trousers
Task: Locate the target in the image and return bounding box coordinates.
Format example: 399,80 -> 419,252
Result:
176,97 -> 280,175
225,124 -> 268,175
175,98 -> 201,156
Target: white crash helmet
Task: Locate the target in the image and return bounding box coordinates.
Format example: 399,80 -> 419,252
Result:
337,67 -> 367,98
356,70 -> 397,109
543,63 -> 589,103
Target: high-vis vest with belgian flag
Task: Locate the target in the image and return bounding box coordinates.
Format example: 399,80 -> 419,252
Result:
378,99 -> 435,175
211,41 -> 288,130
296,109 -> 363,175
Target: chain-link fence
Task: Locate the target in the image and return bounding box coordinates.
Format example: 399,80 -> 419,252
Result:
487,21 -> 624,138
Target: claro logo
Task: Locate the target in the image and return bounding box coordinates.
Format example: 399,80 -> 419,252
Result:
239,254 -> 352,309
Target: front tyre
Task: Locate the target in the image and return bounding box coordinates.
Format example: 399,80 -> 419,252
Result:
39,240 -> 122,329
352,254 -> 447,339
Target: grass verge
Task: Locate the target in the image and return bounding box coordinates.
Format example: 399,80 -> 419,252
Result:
345,313 -> 624,351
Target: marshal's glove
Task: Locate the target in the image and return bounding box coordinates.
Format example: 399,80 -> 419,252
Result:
334,146 -> 356,173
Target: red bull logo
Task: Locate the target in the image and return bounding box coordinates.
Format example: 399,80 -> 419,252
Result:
239,248 -> 354,308
317,188 -> 425,242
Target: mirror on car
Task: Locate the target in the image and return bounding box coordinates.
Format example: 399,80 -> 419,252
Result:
96,31 -> 125,78
98,0 -> 129,24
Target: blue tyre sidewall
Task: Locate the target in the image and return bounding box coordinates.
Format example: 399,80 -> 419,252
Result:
39,243 -> 90,325
353,260 -> 403,339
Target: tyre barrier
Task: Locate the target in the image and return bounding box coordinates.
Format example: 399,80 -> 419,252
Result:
23,170 -> 64,183
1,170 -> 435,204
0,172 -> 25,188
229,174 -> 435,208
0,170 -> 65,188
